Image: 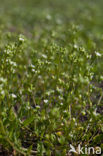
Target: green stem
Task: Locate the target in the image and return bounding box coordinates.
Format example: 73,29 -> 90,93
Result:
0,118 -> 26,155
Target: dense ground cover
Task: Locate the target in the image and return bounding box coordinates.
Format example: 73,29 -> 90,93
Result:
0,0 -> 103,155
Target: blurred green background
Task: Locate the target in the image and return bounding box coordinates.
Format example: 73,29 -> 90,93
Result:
0,0 -> 103,33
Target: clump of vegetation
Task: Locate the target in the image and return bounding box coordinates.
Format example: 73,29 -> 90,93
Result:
0,0 -> 103,155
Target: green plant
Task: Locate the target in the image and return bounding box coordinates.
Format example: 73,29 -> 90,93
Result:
0,0 -> 103,155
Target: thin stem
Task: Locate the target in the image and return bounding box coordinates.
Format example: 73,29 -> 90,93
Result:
97,91 -> 103,106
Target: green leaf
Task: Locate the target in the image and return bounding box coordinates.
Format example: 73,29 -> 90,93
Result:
23,116 -> 34,127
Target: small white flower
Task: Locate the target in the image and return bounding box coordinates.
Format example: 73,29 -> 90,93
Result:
44,99 -> 48,104
32,69 -> 35,72
11,94 -> 17,98
46,14 -> 51,20
19,37 -> 24,42
60,102 -> 63,106
1,90 -> 5,95
74,44 -> 78,49
19,35 -> 25,42
42,54 -> 47,59
95,51 -> 101,57
30,64 -> 35,68
0,77 -> 7,83
36,105 -> 40,109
